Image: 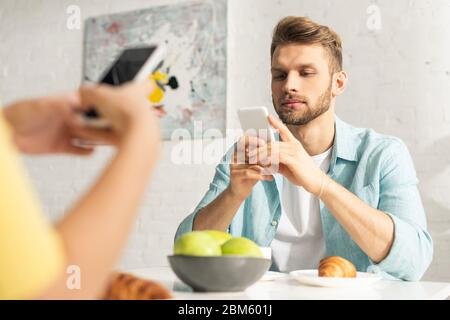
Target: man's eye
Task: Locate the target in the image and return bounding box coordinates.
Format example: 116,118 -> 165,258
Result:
301,72 -> 316,77
273,74 -> 286,80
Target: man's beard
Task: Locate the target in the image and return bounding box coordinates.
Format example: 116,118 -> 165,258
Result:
273,82 -> 332,126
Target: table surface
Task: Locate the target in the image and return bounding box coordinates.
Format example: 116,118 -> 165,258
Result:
127,267 -> 450,300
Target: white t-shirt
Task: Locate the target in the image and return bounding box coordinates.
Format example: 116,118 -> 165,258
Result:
271,148 -> 332,272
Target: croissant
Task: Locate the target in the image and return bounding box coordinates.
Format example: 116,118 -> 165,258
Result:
318,256 -> 357,278
102,272 -> 173,300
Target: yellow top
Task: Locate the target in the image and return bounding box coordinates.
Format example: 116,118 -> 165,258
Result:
0,112 -> 65,299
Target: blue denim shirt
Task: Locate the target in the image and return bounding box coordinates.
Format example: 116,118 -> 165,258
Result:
175,117 -> 433,281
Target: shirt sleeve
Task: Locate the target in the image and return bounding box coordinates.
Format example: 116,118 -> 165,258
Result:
0,113 -> 65,299
174,146 -> 233,240
367,138 -> 433,281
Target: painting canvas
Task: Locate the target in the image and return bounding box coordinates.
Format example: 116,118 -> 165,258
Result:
83,0 -> 227,140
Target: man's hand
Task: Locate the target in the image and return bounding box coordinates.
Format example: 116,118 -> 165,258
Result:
227,136 -> 273,201
248,115 -> 325,196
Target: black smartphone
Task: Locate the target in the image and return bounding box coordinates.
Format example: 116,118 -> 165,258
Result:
83,44 -> 166,127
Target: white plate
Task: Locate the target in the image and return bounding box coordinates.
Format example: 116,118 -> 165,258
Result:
289,269 -> 382,288
260,271 -> 288,281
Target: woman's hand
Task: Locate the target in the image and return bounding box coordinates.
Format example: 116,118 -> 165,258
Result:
2,80 -> 158,154
2,92 -> 94,155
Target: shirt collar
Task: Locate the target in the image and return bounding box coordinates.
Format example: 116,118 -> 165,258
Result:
329,116 -> 360,173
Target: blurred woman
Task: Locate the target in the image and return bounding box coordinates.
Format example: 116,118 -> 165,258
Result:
0,81 -> 161,299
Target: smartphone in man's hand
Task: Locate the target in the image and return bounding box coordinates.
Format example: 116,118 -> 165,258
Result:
238,106 -> 275,142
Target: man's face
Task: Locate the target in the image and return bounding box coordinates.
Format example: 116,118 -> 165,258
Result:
271,43 -> 334,125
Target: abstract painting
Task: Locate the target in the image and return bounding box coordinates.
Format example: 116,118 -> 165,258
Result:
83,0 -> 227,140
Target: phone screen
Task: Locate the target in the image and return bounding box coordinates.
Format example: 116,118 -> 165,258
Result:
100,46 -> 157,86
238,107 -> 274,142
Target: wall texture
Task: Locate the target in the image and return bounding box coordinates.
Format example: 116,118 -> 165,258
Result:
0,0 -> 449,281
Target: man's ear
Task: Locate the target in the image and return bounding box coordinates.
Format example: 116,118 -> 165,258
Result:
331,70 -> 348,97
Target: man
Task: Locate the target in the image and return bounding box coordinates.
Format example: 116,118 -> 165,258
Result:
175,16 -> 432,281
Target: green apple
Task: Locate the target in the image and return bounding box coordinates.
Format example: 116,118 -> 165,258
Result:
221,237 -> 263,258
202,230 -> 233,246
174,231 -> 221,256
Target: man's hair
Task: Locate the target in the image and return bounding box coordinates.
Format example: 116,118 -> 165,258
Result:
271,16 -> 343,74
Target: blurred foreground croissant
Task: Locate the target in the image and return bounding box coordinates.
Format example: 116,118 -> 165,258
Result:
103,272 -> 173,300
318,256 -> 357,278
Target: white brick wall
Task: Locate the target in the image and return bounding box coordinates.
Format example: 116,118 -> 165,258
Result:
0,0 -> 449,281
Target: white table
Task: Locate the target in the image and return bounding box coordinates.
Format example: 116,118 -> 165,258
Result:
127,267 -> 450,300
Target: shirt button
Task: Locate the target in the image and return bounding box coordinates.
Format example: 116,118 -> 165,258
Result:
271,220 -> 278,226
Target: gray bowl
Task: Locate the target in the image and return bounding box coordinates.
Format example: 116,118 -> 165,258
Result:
168,255 -> 271,292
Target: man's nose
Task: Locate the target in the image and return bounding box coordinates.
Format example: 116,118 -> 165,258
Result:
283,72 -> 301,94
